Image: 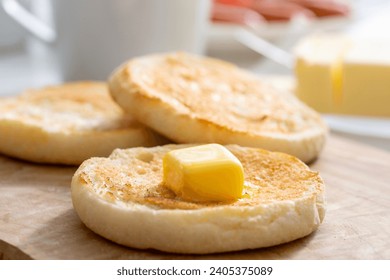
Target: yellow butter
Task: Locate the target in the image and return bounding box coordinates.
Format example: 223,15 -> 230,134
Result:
163,144 -> 244,202
342,41 -> 390,116
294,34 -> 390,117
295,34 -> 349,113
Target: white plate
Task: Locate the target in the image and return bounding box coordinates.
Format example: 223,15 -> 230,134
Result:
324,115 -> 390,138
324,115 -> 390,151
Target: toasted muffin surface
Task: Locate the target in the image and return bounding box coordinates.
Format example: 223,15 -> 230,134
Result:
0,82 -> 160,164
72,144 -> 326,254
124,53 -> 322,135
76,145 -> 323,210
0,82 -> 135,133
109,52 -> 328,162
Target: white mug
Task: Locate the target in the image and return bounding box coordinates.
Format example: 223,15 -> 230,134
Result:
2,0 -> 211,81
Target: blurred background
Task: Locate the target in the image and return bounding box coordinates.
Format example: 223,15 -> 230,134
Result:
0,0 -> 389,150
208,0 -> 388,71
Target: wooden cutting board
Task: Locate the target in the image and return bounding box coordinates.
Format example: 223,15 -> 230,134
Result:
1,134 -> 389,260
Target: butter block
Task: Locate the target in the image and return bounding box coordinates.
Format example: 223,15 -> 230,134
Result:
342,41 -> 390,116
163,144 -> 244,202
294,34 -> 390,117
295,34 -> 350,113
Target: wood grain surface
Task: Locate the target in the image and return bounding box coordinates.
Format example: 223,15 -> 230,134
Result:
1,134 -> 389,260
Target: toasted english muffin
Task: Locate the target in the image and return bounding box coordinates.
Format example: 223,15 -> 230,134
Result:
109,52 -> 328,163
0,82 -> 161,165
71,144 -> 326,254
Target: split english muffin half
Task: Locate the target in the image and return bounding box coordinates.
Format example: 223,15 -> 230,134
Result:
109,52 -> 328,163
0,82 -> 162,165
71,144 -> 326,254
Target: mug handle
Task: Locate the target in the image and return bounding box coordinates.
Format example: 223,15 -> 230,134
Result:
2,0 -> 56,43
